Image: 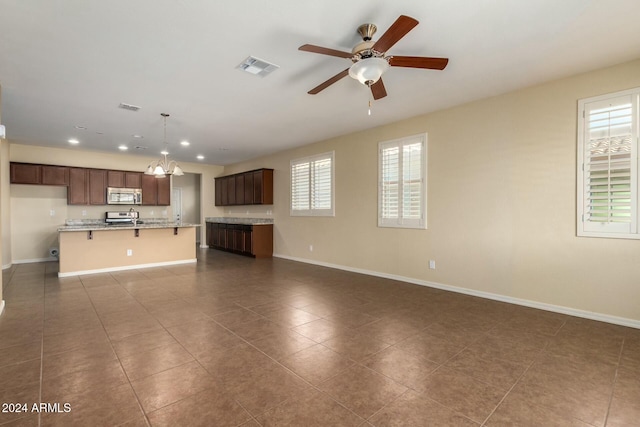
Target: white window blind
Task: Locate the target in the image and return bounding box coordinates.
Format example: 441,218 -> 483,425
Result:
379,134 -> 426,229
578,88 -> 639,238
290,151 -> 334,216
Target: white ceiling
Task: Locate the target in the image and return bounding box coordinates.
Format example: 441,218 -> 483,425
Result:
1,0 -> 640,166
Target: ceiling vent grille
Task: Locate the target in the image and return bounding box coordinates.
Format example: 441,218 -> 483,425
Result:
118,103 -> 141,111
236,56 -> 280,77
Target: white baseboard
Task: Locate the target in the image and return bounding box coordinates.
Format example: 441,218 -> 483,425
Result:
12,257 -> 57,265
273,253 -> 640,330
58,259 -> 197,278
2,263 -> 11,270
0,300 -> 5,317
199,244 -> 210,249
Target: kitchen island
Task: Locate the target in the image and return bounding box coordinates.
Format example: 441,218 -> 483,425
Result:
57,222 -> 200,277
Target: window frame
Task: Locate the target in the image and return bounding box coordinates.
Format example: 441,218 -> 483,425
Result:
378,133 -> 427,229
577,87 -> 640,239
290,151 -> 335,217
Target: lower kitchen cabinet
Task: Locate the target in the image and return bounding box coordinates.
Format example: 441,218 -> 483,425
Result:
207,222 -> 272,258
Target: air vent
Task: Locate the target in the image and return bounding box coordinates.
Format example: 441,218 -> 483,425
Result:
118,103 -> 141,111
236,56 -> 280,77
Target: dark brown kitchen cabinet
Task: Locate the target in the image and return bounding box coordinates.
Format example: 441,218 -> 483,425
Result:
215,178 -> 223,206
141,174 -> 158,205
42,165 -> 69,185
141,174 -> 171,206
68,168 -> 89,205
253,169 -> 273,204
207,222 -> 272,258
243,172 -> 254,204
108,171 -> 142,188
88,169 -> 107,205
10,163 -> 41,184
107,170 -> 125,188
125,172 -> 142,189
235,174 -> 245,205
157,176 -> 171,206
227,177 -> 236,205
214,168 -> 273,206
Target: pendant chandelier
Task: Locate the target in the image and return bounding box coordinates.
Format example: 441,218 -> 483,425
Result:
144,113 -> 184,178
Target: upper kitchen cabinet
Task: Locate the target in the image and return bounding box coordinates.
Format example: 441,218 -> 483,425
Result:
214,168 -> 273,206
68,168 -> 89,205
68,168 -> 106,205
10,162 -> 42,184
88,169 -> 107,205
42,165 -> 69,186
11,162 -> 70,185
108,170 -> 142,189
157,176 -> 170,206
142,174 -> 171,206
141,174 -> 158,205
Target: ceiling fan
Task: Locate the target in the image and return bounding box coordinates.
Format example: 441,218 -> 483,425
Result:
299,15 -> 449,100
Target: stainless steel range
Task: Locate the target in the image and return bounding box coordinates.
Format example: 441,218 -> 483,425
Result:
105,210 -> 141,226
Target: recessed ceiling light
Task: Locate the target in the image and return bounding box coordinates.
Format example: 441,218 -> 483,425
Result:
197,155 -> 204,160
132,134 -> 143,139
74,125 -> 87,130
180,141 -> 190,146
160,150 -> 169,155
118,145 -> 128,151
68,139 -> 79,144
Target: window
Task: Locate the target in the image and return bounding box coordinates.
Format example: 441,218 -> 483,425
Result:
290,151 -> 334,216
577,87 -> 639,239
378,134 -> 427,228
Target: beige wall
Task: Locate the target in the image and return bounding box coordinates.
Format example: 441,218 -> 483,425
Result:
224,59 -> 640,324
9,144 -> 224,262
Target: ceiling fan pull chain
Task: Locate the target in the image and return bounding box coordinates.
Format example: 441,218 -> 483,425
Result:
368,98 -> 372,116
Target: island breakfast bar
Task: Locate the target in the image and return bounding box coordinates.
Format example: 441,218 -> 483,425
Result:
57,223 -> 200,277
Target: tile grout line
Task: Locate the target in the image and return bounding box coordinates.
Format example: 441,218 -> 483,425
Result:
479,339 -> 551,426
603,336 -> 626,427
79,273 -> 153,427
111,268 -> 264,423
191,309 -> 370,424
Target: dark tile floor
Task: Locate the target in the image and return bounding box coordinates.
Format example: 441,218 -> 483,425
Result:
1,248 -> 639,426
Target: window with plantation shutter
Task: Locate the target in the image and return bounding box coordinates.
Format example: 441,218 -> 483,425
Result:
290,151 -> 334,216
578,88 -> 639,239
378,134 -> 427,229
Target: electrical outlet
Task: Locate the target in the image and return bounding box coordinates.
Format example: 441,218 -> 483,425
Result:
429,260 -> 436,270
49,209 -> 55,216
82,210 -> 87,216
127,249 -> 133,256
309,245 -> 313,252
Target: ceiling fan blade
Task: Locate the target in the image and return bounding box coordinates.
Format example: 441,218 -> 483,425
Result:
308,68 -> 350,94
389,56 -> 449,70
299,44 -> 353,59
370,79 -> 387,100
372,15 -> 419,53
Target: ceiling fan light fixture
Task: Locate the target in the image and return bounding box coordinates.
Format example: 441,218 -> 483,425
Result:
349,57 -> 389,86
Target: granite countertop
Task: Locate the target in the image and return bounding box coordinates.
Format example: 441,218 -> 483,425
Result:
58,222 -> 201,232
205,217 -> 273,225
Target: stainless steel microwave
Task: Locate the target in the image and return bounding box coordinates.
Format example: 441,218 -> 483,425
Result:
107,187 -> 142,205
